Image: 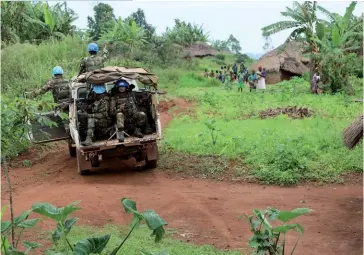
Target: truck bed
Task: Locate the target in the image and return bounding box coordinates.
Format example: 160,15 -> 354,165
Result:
80,133 -> 159,149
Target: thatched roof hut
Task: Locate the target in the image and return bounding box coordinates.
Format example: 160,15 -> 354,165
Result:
184,42 -> 218,58
250,41 -> 310,84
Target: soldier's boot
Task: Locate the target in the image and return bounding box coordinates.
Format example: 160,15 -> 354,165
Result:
116,131 -> 124,142
82,118 -> 95,146
134,128 -> 144,138
82,129 -> 93,146
116,113 -> 125,142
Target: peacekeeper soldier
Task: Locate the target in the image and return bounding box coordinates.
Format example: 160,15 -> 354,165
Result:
109,79 -> 146,142
78,43 -> 108,75
78,84 -> 111,146
27,66 -> 71,133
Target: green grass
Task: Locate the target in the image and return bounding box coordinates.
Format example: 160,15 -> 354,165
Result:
49,224 -> 242,255
160,74 -> 363,185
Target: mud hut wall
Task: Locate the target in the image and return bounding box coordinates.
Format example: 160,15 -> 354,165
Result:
265,70 -> 301,84
265,71 -> 281,84
280,70 -> 301,81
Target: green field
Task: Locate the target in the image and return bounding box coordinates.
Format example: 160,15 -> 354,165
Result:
157,67 -> 363,185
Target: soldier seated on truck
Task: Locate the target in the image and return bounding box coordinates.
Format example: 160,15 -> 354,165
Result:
78,84 -> 111,146
110,79 -> 147,142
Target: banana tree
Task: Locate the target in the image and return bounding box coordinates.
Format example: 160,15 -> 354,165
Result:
100,17 -> 147,51
311,2 -> 362,93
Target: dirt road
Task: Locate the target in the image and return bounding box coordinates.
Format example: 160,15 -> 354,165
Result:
1,99 -> 363,254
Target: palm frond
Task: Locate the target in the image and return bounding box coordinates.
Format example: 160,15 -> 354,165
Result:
262,21 -> 301,36
317,5 -> 336,22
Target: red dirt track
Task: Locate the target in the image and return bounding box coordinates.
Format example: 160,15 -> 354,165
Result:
1,99 -> 363,255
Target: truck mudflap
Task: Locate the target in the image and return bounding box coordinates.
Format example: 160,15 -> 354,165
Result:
145,142 -> 158,161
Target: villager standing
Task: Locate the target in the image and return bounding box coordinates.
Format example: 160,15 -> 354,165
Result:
238,70 -> 245,92
311,69 -> 321,94
256,66 -> 266,90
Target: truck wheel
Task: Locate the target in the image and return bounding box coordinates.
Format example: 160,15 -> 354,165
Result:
145,159 -> 157,169
68,138 -> 76,157
76,149 -> 91,175
79,169 -> 91,175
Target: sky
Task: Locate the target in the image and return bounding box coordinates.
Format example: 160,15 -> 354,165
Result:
63,1 -> 363,54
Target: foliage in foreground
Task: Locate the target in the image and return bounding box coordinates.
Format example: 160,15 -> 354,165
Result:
1,199 -> 167,255
246,208 -> 311,255
1,199 -> 311,255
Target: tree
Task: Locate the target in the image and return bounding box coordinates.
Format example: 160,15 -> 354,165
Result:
99,17 -> 147,51
262,1 -> 320,80
87,3 -> 115,41
128,8 -> 155,41
211,39 -> 229,51
226,34 -> 242,54
312,1 -> 362,93
165,19 -> 209,46
1,1 -> 78,45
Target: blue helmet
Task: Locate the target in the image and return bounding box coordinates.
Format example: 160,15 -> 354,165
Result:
115,80 -> 129,88
88,43 -> 98,53
52,66 -> 64,76
92,84 -> 106,94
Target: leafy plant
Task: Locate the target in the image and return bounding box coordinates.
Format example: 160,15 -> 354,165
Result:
1,96 -> 56,159
214,54 -> 225,61
311,1 -> 362,93
204,119 -> 220,146
245,207 -> 311,255
165,19 -> 209,46
1,199 -> 167,255
1,205 -> 43,254
1,1 -> 77,44
100,17 -> 148,51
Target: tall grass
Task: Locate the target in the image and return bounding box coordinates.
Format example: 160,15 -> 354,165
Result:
1,36 -> 88,97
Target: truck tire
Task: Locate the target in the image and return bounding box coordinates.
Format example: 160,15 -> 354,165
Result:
68,138 -> 76,157
76,148 -> 91,175
79,169 -> 91,175
145,159 -> 157,169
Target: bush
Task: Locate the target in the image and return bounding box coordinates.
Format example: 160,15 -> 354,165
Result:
214,54 -> 225,60
213,58 -> 226,66
302,72 -> 310,82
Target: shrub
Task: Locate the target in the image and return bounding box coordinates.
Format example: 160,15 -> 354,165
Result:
214,54 -> 225,60
246,207 -> 311,254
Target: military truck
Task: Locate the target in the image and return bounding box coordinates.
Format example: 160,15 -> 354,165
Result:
27,67 -> 162,175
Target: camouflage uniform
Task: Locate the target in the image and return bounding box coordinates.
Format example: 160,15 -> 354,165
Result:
79,48 -> 108,75
110,89 -> 146,141
81,93 -> 111,146
29,78 -> 71,133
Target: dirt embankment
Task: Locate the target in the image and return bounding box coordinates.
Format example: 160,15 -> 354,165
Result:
159,98 -> 192,128
1,98 -> 363,255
